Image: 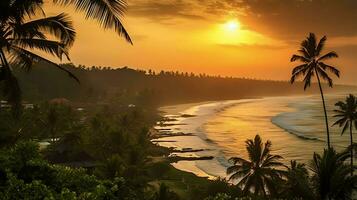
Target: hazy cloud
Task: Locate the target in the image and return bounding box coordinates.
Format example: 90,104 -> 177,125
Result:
128,0 -> 357,41
218,43 -> 288,50
128,0 -> 206,21
233,0 -> 357,40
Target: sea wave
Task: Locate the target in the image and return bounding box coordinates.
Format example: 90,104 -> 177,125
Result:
272,113 -> 323,142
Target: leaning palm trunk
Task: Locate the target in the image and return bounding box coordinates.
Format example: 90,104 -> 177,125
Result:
0,49 -> 22,117
315,69 -> 331,149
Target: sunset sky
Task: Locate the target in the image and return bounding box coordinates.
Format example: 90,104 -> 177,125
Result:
45,0 -> 357,84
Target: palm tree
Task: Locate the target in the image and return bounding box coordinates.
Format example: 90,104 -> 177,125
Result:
290,33 -> 340,149
1,0 -> 132,43
0,0 -> 78,110
0,0 -> 132,111
333,94 -> 357,175
283,160 -> 314,199
227,135 -> 285,197
309,148 -> 357,200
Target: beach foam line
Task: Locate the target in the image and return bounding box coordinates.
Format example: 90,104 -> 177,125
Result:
271,115 -> 323,142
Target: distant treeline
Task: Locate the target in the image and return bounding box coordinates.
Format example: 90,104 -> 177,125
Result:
12,63 -> 356,106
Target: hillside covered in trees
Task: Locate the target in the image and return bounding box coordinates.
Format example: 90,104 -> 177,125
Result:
13,63 -> 355,105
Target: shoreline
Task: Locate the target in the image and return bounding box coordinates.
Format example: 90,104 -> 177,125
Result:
152,100 -> 243,179
151,93 -> 353,180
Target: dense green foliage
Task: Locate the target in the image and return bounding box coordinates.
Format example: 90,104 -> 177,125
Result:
1,100 -> 354,199
0,141 -> 140,199
0,102 -> 237,200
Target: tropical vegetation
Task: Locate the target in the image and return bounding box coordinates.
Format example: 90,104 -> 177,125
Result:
0,0 -> 131,112
333,94 -> 357,175
226,135 -> 285,197
225,135 -> 357,199
0,1 -> 356,198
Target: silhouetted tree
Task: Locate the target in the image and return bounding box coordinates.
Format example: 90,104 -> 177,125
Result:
290,33 -> 340,149
333,94 -> 357,175
0,1 -> 78,111
309,148 -> 357,199
227,135 -> 285,197
283,160 -> 314,199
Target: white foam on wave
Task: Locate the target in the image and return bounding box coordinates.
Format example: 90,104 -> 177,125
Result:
156,94 -> 352,179
157,99 -> 257,178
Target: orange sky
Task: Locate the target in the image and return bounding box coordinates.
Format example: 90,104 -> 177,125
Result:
44,0 -> 357,84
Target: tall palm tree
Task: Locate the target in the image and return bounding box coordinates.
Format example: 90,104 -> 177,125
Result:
227,135 -> 285,197
290,33 -> 340,149
309,148 -> 357,200
333,94 -> 357,175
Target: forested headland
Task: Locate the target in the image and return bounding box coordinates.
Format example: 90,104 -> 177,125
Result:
14,63 -> 355,106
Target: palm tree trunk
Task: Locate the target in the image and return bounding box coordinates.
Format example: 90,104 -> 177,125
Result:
350,121 -> 353,176
0,49 -> 11,77
315,69 -> 331,149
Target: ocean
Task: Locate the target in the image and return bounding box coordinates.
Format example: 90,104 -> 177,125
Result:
154,93 -> 355,179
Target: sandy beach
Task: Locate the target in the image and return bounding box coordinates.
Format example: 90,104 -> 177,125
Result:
153,94 -> 354,179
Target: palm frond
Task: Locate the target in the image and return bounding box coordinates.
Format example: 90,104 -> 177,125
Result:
263,154 -> 283,164
304,33 -> 317,57
316,67 -> 333,87
235,173 -> 250,186
9,39 -> 69,60
341,122 -> 349,135
318,51 -> 338,61
261,140 -> 272,160
229,157 -> 249,165
53,0 -> 132,44
316,36 -> 327,56
298,48 -> 311,58
9,46 -> 79,82
333,113 -> 346,117
7,0 -> 44,21
226,165 -> 241,175
292,64 -> 308,76
14,13 -> 76,46
303,69 -> 314,90
290,54 -> 310,63
291,64 -> 309,84
290,74 -> 298,84
333,116 -> 348,130
319,62 -> 340,77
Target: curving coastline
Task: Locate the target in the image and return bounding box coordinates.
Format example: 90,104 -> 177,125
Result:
153,94 -> 352,179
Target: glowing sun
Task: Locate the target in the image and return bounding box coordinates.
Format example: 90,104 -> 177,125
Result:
224,20 -> 241,32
